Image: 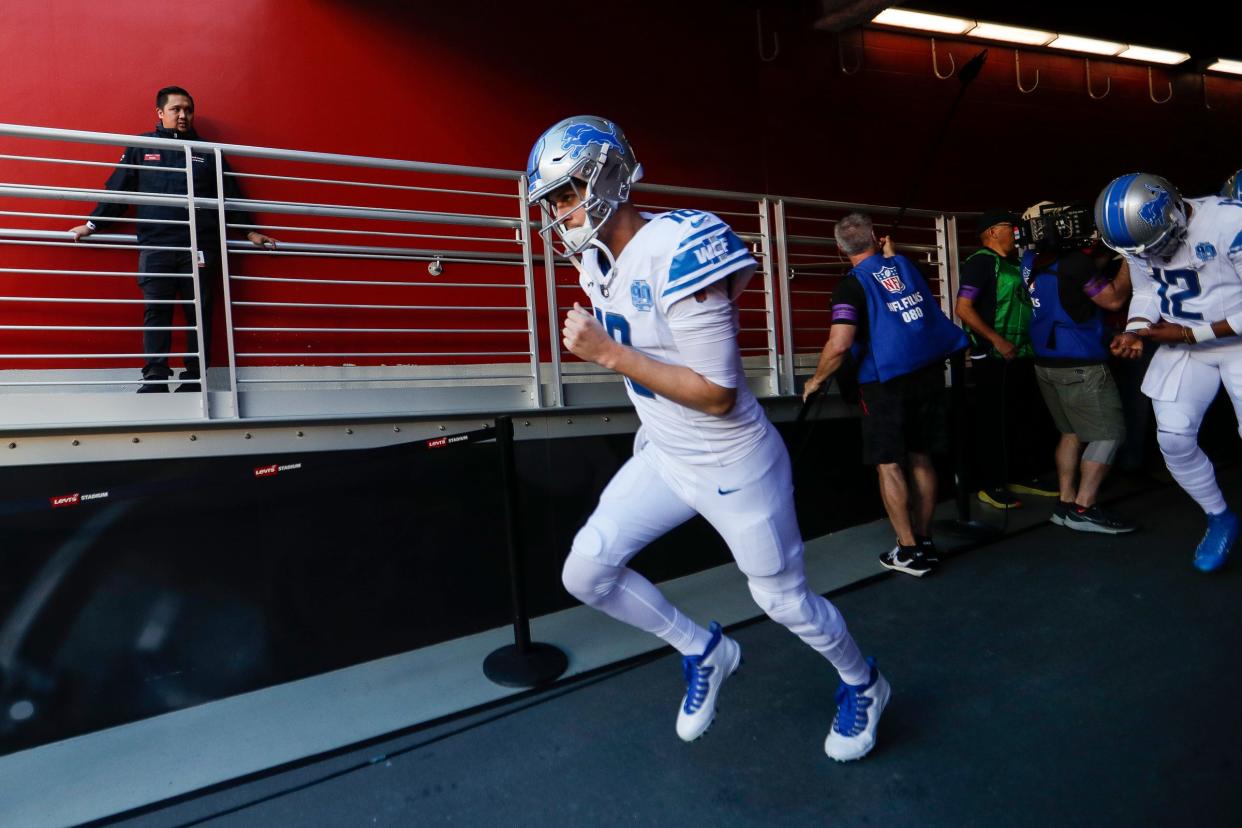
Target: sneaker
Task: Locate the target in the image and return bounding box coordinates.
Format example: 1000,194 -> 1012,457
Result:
1194,509 -> 1239,573
824,657 -> 890,762
1008,477 -> 1059,498
1050,501 -> 1074,527
978,487 -> 1022,510
879,545 -> 933,578
1061,504 -> 1137,535
175,382 -> 202,393
676,621 -> 741,742
136,381 -> 169,394
915,535 -> 941,564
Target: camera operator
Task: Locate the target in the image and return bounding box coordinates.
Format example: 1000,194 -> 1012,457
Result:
1019,202 -> 1135,533
804,213 -> 967,577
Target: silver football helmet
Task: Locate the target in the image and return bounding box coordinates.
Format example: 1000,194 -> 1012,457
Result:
525,116 -> 643,259
1094,173 -> 1187,259
1222,169 -> 1241,201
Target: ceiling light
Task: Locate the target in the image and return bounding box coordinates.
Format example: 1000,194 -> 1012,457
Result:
872,8 -> 974,35
1206,59 -> 1242,75
967,22 -> 1055,47
1118,45 -> 1190,64
1047,34 -> 1125,56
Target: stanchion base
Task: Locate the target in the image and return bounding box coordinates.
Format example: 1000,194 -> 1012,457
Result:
483,642 -> 569,688
935,518 -> 1004,542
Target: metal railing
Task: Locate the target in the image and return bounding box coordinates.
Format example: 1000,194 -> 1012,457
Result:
0,122 -> 976,427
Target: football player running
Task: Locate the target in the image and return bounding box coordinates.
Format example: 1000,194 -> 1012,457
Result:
1099,173 -> 1242,571
527,116 -> 889,761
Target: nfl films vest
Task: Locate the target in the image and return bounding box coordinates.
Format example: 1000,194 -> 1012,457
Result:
964,248 -> 1033,358
1020,250 -> 1108,362
849,254 -> 969,384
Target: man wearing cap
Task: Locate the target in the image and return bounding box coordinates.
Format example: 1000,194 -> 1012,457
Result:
955,210 -> 1058,509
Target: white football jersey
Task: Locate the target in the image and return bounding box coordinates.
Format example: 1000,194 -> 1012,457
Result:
1126,196 -> 1242,326
579,210 -> 765,466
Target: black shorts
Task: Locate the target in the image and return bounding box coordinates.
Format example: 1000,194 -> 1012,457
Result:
858,362 -> 950,465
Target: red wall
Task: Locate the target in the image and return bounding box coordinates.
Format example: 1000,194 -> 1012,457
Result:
2,1 -> 1240,369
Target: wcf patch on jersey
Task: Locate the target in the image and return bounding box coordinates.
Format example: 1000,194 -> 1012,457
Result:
872,264 -> 905,294
630,280 -> 653,311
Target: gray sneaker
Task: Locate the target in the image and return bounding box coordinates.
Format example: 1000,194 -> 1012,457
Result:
1062,504 -> 1136,535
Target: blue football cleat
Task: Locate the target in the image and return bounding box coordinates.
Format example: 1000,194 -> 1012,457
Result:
1194,509 -> 1239,573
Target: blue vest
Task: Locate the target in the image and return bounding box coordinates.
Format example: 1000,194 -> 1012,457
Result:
849,254 -> 968,384
1020,250 -> 1107,362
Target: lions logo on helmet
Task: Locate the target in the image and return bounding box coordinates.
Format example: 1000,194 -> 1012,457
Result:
526,116 -> 644,261
1095,172 -> 1188,259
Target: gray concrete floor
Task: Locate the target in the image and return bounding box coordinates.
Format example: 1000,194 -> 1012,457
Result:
107,477 -> 1242,828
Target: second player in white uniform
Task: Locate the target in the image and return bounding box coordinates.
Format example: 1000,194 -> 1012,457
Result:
527,116 -> 888,761
1098,174 -> 1242,570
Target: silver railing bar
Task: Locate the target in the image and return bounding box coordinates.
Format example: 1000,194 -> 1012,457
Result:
0,183 -> 206,209
221,197 -> 521,229
227,248 -> 523,267
0,238 -> 190,253
0,297 -> 191,305
0,268 -> 183,278
0,325 -> 193,331
232,301 -> 525,311
221,238 -> 523,262
0,352 -> 196,358
0,209 -> 188,225
0,123 -> 520,180
226,223 -> 515,244
0,153 -> 185,173
229,275 -> 525,289
636,182 -> 965,218
233,327 -> 529,334
234,351 -> 531,358
0,379 -> 184,387
225,170 -> 517,200
235,375 -> 531,385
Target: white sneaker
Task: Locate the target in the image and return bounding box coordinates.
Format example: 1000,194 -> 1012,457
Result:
676,621 -> 741,742
824,657 -> 890,761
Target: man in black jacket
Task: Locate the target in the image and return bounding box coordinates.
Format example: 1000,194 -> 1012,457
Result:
70,86 -> 275,392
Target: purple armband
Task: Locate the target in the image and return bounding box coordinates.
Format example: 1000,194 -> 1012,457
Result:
832,304 -> 859,323
957,285 -> 981,301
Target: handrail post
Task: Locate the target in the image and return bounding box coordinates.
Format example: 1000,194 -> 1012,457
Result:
183,143 -> 207,415
516,176 -> 543,409
757,198 -> 780,398
540,216 -> 564,407
214,148 -> 241,419
773,199 -> 796,395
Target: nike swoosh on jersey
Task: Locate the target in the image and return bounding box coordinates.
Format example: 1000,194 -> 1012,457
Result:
689,214 -> 710,228
717,487 -> 741,495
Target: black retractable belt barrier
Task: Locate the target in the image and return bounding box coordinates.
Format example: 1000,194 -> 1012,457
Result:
936,350 -> 1002,540
483,415 -> 568,688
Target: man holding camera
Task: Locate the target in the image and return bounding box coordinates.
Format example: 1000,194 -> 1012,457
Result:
1020,203 -> 1135,533
804,213 -> 967,577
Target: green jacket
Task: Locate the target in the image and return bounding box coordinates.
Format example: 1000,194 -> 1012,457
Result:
964,248 -> 1033,359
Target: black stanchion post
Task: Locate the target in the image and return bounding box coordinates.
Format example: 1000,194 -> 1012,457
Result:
936,351 -> 1002,541
483,415 -> 568,687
